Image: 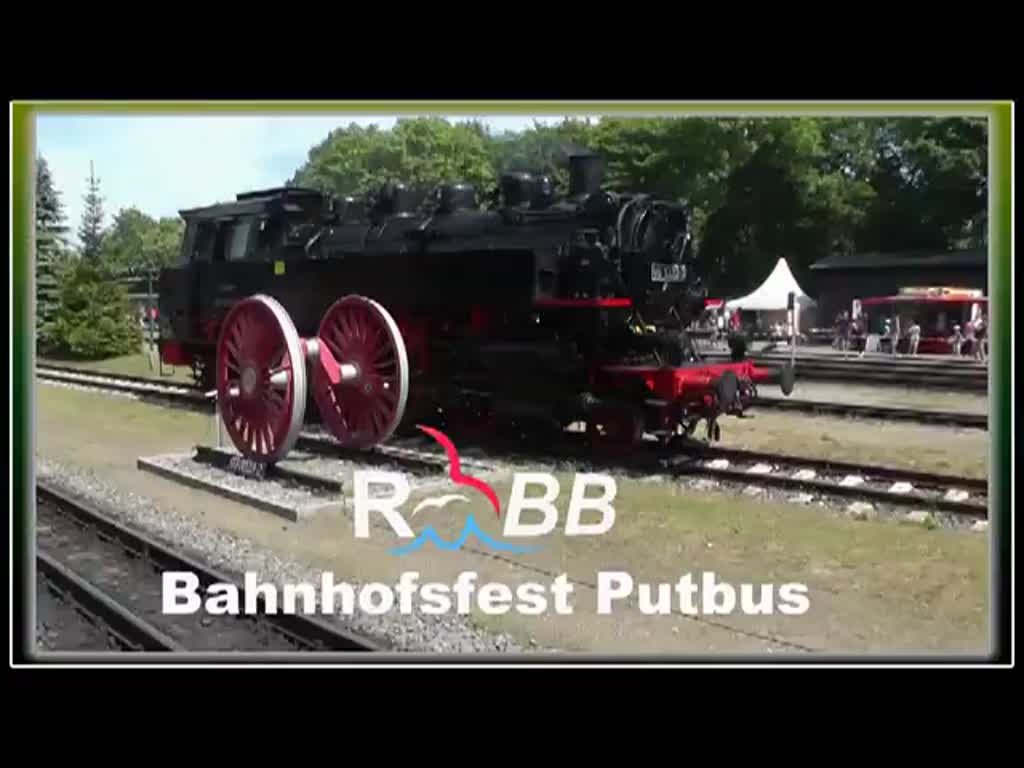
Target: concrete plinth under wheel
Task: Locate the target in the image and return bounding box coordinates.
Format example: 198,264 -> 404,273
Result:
137,448 -> 345,522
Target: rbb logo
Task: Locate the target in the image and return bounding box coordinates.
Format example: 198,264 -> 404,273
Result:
353,470 -> 617,539
350,426 -> 616,555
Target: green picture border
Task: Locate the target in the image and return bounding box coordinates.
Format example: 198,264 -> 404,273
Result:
11,101 -> 1013,664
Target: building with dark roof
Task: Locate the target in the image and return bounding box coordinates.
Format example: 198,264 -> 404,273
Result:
808,247 -> 987,323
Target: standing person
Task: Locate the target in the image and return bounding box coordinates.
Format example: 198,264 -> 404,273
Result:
964,318 -> 976,359
907,318 -> 921,356
837,311 -> 851,359
891,315 -> 902,356
975,313 -> 988,362
950,324 -> 963,356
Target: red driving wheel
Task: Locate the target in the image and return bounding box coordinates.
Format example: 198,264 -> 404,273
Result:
312,295 -> 409,450
215,294 -> 307,462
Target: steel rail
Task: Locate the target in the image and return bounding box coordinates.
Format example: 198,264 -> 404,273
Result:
671,442 -> 988,492
700,353 -> 988,391
750,396 -> 987,429
36,549 -> 185,652
37,365 -> 987,429
35,369 -> 989,518
36,363 -> 202,390
666,461 -> 987,517
295,430 -> 989,518
37,480 -> 383,652
36,366 -> 208,406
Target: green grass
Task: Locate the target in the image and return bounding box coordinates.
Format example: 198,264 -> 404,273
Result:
779,380 -> 989,415
37,378 -> 216,457
39,345 -> 194,384
459,474 -> 989,653
718,410 -> 989,479
35,382 -> 991,654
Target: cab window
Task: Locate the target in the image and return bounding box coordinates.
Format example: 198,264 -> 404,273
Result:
190,221 -> 217,262
225,219 -> 252,261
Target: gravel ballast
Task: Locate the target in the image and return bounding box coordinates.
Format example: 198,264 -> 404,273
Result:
36,569 -> 119,652
138,451 -> 344,521
34,456 -> 530,655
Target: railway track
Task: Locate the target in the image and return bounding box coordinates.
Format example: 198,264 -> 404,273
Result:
36,366 -> 989,521
702,351 -> 989,391
35,480 -> 384,654
749,396 -> 987,429
36,549 -> 184,651
330,428 -> 989,520
36,362 -> 197,387
36,365 -> 209,407
662,442 -> 987,519
36,364 -> 986,429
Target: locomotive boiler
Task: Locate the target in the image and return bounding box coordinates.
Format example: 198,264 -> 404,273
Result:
156,152 -> 794,463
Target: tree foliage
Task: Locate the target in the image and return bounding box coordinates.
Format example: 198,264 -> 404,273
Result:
28,114 -> 983,359
100,207 -> 184,275
288,115 -> 987,296
290,118 -> 497,197
51,259 -> 141,358
78,161 -> 106,260
35,155 -> 73,352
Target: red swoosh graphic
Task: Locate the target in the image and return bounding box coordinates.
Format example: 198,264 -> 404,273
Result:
417,425 -> 501,518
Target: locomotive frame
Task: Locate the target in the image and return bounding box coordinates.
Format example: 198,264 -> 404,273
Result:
156,152 -> 794,463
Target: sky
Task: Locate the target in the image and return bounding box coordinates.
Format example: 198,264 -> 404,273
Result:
35,113 -> 582,245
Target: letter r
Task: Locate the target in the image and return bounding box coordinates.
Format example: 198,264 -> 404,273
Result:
353,471 -> 413,538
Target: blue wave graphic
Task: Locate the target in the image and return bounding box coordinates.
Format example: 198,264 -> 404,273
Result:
389,514 -> 542,556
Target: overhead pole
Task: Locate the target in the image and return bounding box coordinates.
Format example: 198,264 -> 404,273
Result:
147,269 -> 155,372
788,290 -> 796,368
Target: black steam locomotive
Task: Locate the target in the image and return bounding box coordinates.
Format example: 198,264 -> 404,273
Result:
157,152 -> 789,462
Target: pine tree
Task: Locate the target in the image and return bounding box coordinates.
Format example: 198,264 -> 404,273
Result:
52,259 -> 142,359
35,155 -> 70,351
78,161 -> 105,259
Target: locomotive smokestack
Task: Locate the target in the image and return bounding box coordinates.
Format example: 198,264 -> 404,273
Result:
568,153 -> 604,198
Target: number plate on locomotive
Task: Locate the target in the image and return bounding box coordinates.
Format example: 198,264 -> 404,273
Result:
651,262 -> 687,282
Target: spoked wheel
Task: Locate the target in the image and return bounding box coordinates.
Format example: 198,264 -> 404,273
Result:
216,295 -> 307,462
312,295 -> 409,450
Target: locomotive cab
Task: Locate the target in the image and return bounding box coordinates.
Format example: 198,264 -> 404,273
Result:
156,185 -> 333,381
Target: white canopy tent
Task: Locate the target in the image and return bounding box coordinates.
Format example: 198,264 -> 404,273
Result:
725,257 -> 817,333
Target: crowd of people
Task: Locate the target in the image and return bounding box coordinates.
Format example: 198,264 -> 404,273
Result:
701,306 -> 744,349
832,309 -> 987,361
687,301 -> 988,364
693,305 -> 807,354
